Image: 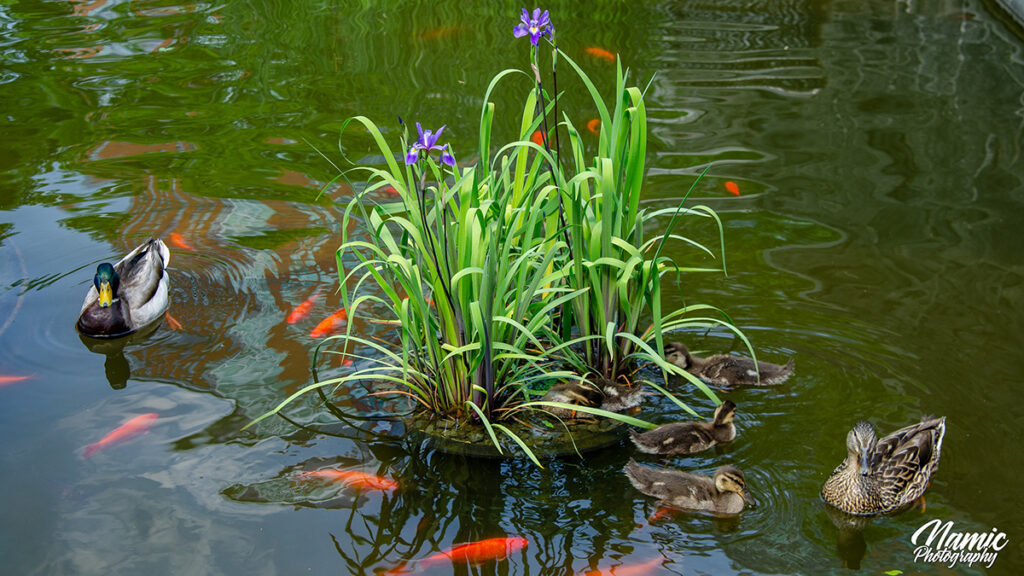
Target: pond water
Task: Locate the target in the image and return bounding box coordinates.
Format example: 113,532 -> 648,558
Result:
2,0 -> 1023,574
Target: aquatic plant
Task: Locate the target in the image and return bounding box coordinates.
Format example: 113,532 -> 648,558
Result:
247,8 -> 749,461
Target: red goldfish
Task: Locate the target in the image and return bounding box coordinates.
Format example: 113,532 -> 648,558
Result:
531,130 -> 545,146
648,505 -> 679,523
581,557 -> 665,575
584,47 -> 616,62
82,413 -> 158,458
0,375 -> 33,387
391,537 -> 528,573
382,185 -> 401,195
169,232 -> 194,251
286,292 -> 319,324
725,181 -> 740,196
296,469 -> 398,492
586,118 -> 601,134
310,309 -> 347,338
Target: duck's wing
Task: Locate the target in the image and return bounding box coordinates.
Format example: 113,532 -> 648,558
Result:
118,239 -> 170,326
630,423 -> 715,454
624,459 -> 714,504
699,356 -> 759,386
873,417 -> 946,508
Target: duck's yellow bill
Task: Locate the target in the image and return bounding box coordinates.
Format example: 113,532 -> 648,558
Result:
98,282 -> 113,307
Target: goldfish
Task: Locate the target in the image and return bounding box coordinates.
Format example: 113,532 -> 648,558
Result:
586,118 -> 601,134
421,25 -> 462,41
82,413 -> 158,458
341,359 -> 354,367
296,469 -> 398,492
310,309 -> 347,338
531,130 -> 545,146
286,292 -> 319,324
169,233 -> 194,251
584,47 -> 616,62
648,505 -> 679,523
582,557 -> 665,575
0,375 -> 32,387
391,537 -> 528,573
382,185 -> 401,195
725,181 -> 740,196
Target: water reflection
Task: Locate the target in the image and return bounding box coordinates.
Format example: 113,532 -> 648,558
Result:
77,320 -> 159,389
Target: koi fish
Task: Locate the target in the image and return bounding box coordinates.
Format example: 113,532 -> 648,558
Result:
82,413 -> 158,458
286,292 -> 319,324
382,185 -> 401,195
391,537 -> 528,573
531,130 -> 545,146
341,359 -> 354,367
584,47 -> 616,62
0,375 -> 32,387
648,505 -> 679,523
586,118 -> 600,134
169,233 -> 194,251
421,25 -> 462,41
310,309 -> 347,337
296,469 -> 398,492
581,557 -> 664,575
725,181 -> 740,196
164,312 -> 183,330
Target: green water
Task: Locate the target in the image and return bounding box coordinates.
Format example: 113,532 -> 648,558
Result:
2,0 -> 1023,574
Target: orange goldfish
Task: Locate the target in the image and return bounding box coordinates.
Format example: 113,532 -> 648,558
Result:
531,130 -> 545,146
586,118 -> 601,134
648,505 -> 679,523
421,25 -> 462,41
725,181 -> 740,196
0,375 -> 33,387
310,309 -> 347,337
296,469 -> 398,492
382,185 -> 401,195
169,233 -> 194,251
582,557 -> 664,575
391,537 -> 528,573
585,47 -> 616,62
82,413 -> 158,458
286,292 -> 319,324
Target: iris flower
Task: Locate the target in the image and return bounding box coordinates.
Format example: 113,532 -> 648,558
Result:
405,123 -> 455,166
513,8 -> 553,46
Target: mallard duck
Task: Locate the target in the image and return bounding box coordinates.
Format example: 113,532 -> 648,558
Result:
539,376 -> 644,419
665,342 -> 794,387
820,416 -> 946,515
624,458 -> 756,515
629,400 -> 737,455
76,238 -> 170,339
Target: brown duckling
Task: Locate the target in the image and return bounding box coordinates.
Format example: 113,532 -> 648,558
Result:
629,400 -> 736,455
624,459 -> 756,515
665,342 -> 794,387
539,376 -> 644,419
821,416 -> 946,515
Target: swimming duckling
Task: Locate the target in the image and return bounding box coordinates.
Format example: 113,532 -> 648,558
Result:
665,342 -> 794,387
624,459 -> 756,515
821,416 -> 946,515
77,238 -> 170,338
539,376 -> 644,419
629,400 -> 737,455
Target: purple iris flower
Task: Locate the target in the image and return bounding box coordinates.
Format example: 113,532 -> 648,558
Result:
513,8 -> 553,46
405,122 -> 455,166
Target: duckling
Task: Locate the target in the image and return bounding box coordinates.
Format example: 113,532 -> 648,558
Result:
539,376 -> 644,419
665,342 -> 794,387
624,459 -> 756,515
821,416 -> 946,515
77,238 -> 170,339
629,400 -> 736,455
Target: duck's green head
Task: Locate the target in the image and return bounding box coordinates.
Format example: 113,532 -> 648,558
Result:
94,263 -> 119,307
847,420 -> 878,476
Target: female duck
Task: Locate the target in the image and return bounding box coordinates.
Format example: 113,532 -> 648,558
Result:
821,416 -> 946,515
624,459 -> 756,515
77,238 -> 170,338
629,400 -> 737,455
539,376 -> 643,419
666,342 -> 794,387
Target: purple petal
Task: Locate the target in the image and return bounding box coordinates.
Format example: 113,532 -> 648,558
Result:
532,8 -> 541,22
530,30 -> 542,45
513,23 -> 529,38
538,10 -> 550,27
422,130 -> 438,149
433,124 -> 446,140
440,146 -> 455,167
405,147 -> 419,165
521,8 -> 529,22
415,122 -> 425,140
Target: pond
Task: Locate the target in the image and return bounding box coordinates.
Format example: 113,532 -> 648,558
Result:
2,0 -> 1023,574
